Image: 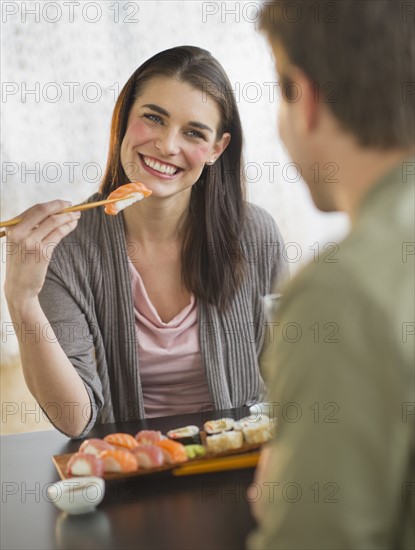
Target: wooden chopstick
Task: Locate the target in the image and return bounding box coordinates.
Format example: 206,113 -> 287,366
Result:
172,451 -> 260,476
0,197 -> 124,229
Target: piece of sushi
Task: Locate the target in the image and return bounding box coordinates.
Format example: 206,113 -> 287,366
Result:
240,421 -> 274,445
103,433 -> 138,451
134,430 -> 164,445
100,450 -> 138,473
104,182 -> 152,215
167,425 -> 200,445
78,438 -> 114,456
131,445 -> 165,469
184,444 -> 206,459
234,414 -> 274,444
206,431 -> 243,453
154,439 -> 188,464
234,414 -> 272,430
66,452 -> 105,477
204,418 -> 235,435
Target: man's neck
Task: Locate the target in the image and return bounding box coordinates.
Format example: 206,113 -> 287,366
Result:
327,142 -> 414,220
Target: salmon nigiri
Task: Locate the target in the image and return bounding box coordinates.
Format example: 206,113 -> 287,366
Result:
154,439 -> 188,464
131,444 -> 164,469
103,433 -> 138,451
135,430 -> 164,445
104,182 -> 152,215
100,450 -> 138,473
79,438 -> 114,456
66,452 -> 105,477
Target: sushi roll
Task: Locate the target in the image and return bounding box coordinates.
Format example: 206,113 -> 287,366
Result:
79,438 -> 113,456
134,430 -> 164,445
66,452 -> 105,477
204,418 -> 235,435
103,433 -> 138,451
100,450 -> 138,473
104,182 -> 152,215
184,445 -> 206,459
131,445 -> 164,469
167,425 -> 200,445
154,439 -> 188,464
234,414 -> 272,430
241,421 -> 274,445
206,431 -> 243,453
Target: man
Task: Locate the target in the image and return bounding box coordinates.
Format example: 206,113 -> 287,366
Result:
248,1 -> 414,548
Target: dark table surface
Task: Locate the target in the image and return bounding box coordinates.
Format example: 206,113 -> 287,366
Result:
1,408 -> 258,550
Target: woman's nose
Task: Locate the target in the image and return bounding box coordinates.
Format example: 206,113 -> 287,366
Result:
155,130 -> 180,156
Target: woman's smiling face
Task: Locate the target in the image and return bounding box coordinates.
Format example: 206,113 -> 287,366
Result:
120,76 -> 230,200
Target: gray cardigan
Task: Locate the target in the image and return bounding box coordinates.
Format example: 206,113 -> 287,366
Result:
39,195 -> 287,437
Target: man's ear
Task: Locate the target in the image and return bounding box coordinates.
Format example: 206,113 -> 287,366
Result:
289,67 -> 319,137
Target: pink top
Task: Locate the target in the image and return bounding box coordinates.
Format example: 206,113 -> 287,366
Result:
128,259 -> 214,418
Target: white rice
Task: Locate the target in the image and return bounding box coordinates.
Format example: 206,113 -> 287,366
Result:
114,193 -> 144,212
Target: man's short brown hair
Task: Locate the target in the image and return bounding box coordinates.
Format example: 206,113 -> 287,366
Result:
260,0 -> 415,149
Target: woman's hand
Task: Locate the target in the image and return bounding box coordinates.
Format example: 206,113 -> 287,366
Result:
3,200 -> 91,437
4,200 -> 80,309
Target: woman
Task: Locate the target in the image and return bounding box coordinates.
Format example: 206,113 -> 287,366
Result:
5,46 -> 287,438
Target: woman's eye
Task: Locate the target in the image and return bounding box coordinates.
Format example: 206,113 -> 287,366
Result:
186,129 -> 205,140
144,113 -> 163,124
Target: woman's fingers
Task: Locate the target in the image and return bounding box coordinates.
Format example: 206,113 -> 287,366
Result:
15,210 -> 81,246
4,202 -> 81,305
7,200 -> 73,241
37,215 -> 81,256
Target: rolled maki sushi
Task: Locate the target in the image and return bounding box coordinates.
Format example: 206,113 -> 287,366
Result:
204,418 -> 235,435
241,422 -> 274,444
235,414 -> 274,444
167,425 -> 200,445
234,414 -> 271,430
206,431 -> 243,453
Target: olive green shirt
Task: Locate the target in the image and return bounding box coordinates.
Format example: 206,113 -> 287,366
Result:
248,159 -> 414,549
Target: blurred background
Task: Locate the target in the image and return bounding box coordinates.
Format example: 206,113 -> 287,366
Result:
0,0 -> 348,433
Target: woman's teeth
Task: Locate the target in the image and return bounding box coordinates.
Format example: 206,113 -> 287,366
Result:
142,156 -> 178,175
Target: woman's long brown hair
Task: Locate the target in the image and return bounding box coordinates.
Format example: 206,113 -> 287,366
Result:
100,46 -> 246,311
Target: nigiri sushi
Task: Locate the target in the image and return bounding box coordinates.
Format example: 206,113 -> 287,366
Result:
104,182 -> 152,215
154,439 -> 188,464
131,444 -> 165,469
135,430 -> 164,445
103,433 -> 138,451
79,438 -> 114,456
100,450 -> 138,473
66,452 -> 105,477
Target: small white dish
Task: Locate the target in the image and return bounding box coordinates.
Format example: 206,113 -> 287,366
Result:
47,477 -> 105,515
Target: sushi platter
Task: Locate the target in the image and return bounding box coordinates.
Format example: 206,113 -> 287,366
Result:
53,415 -> 274,480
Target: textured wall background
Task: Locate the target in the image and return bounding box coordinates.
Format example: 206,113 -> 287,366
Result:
1,1 -> 349,365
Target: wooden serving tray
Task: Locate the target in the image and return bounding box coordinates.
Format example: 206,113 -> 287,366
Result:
52,440 -> 262,481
